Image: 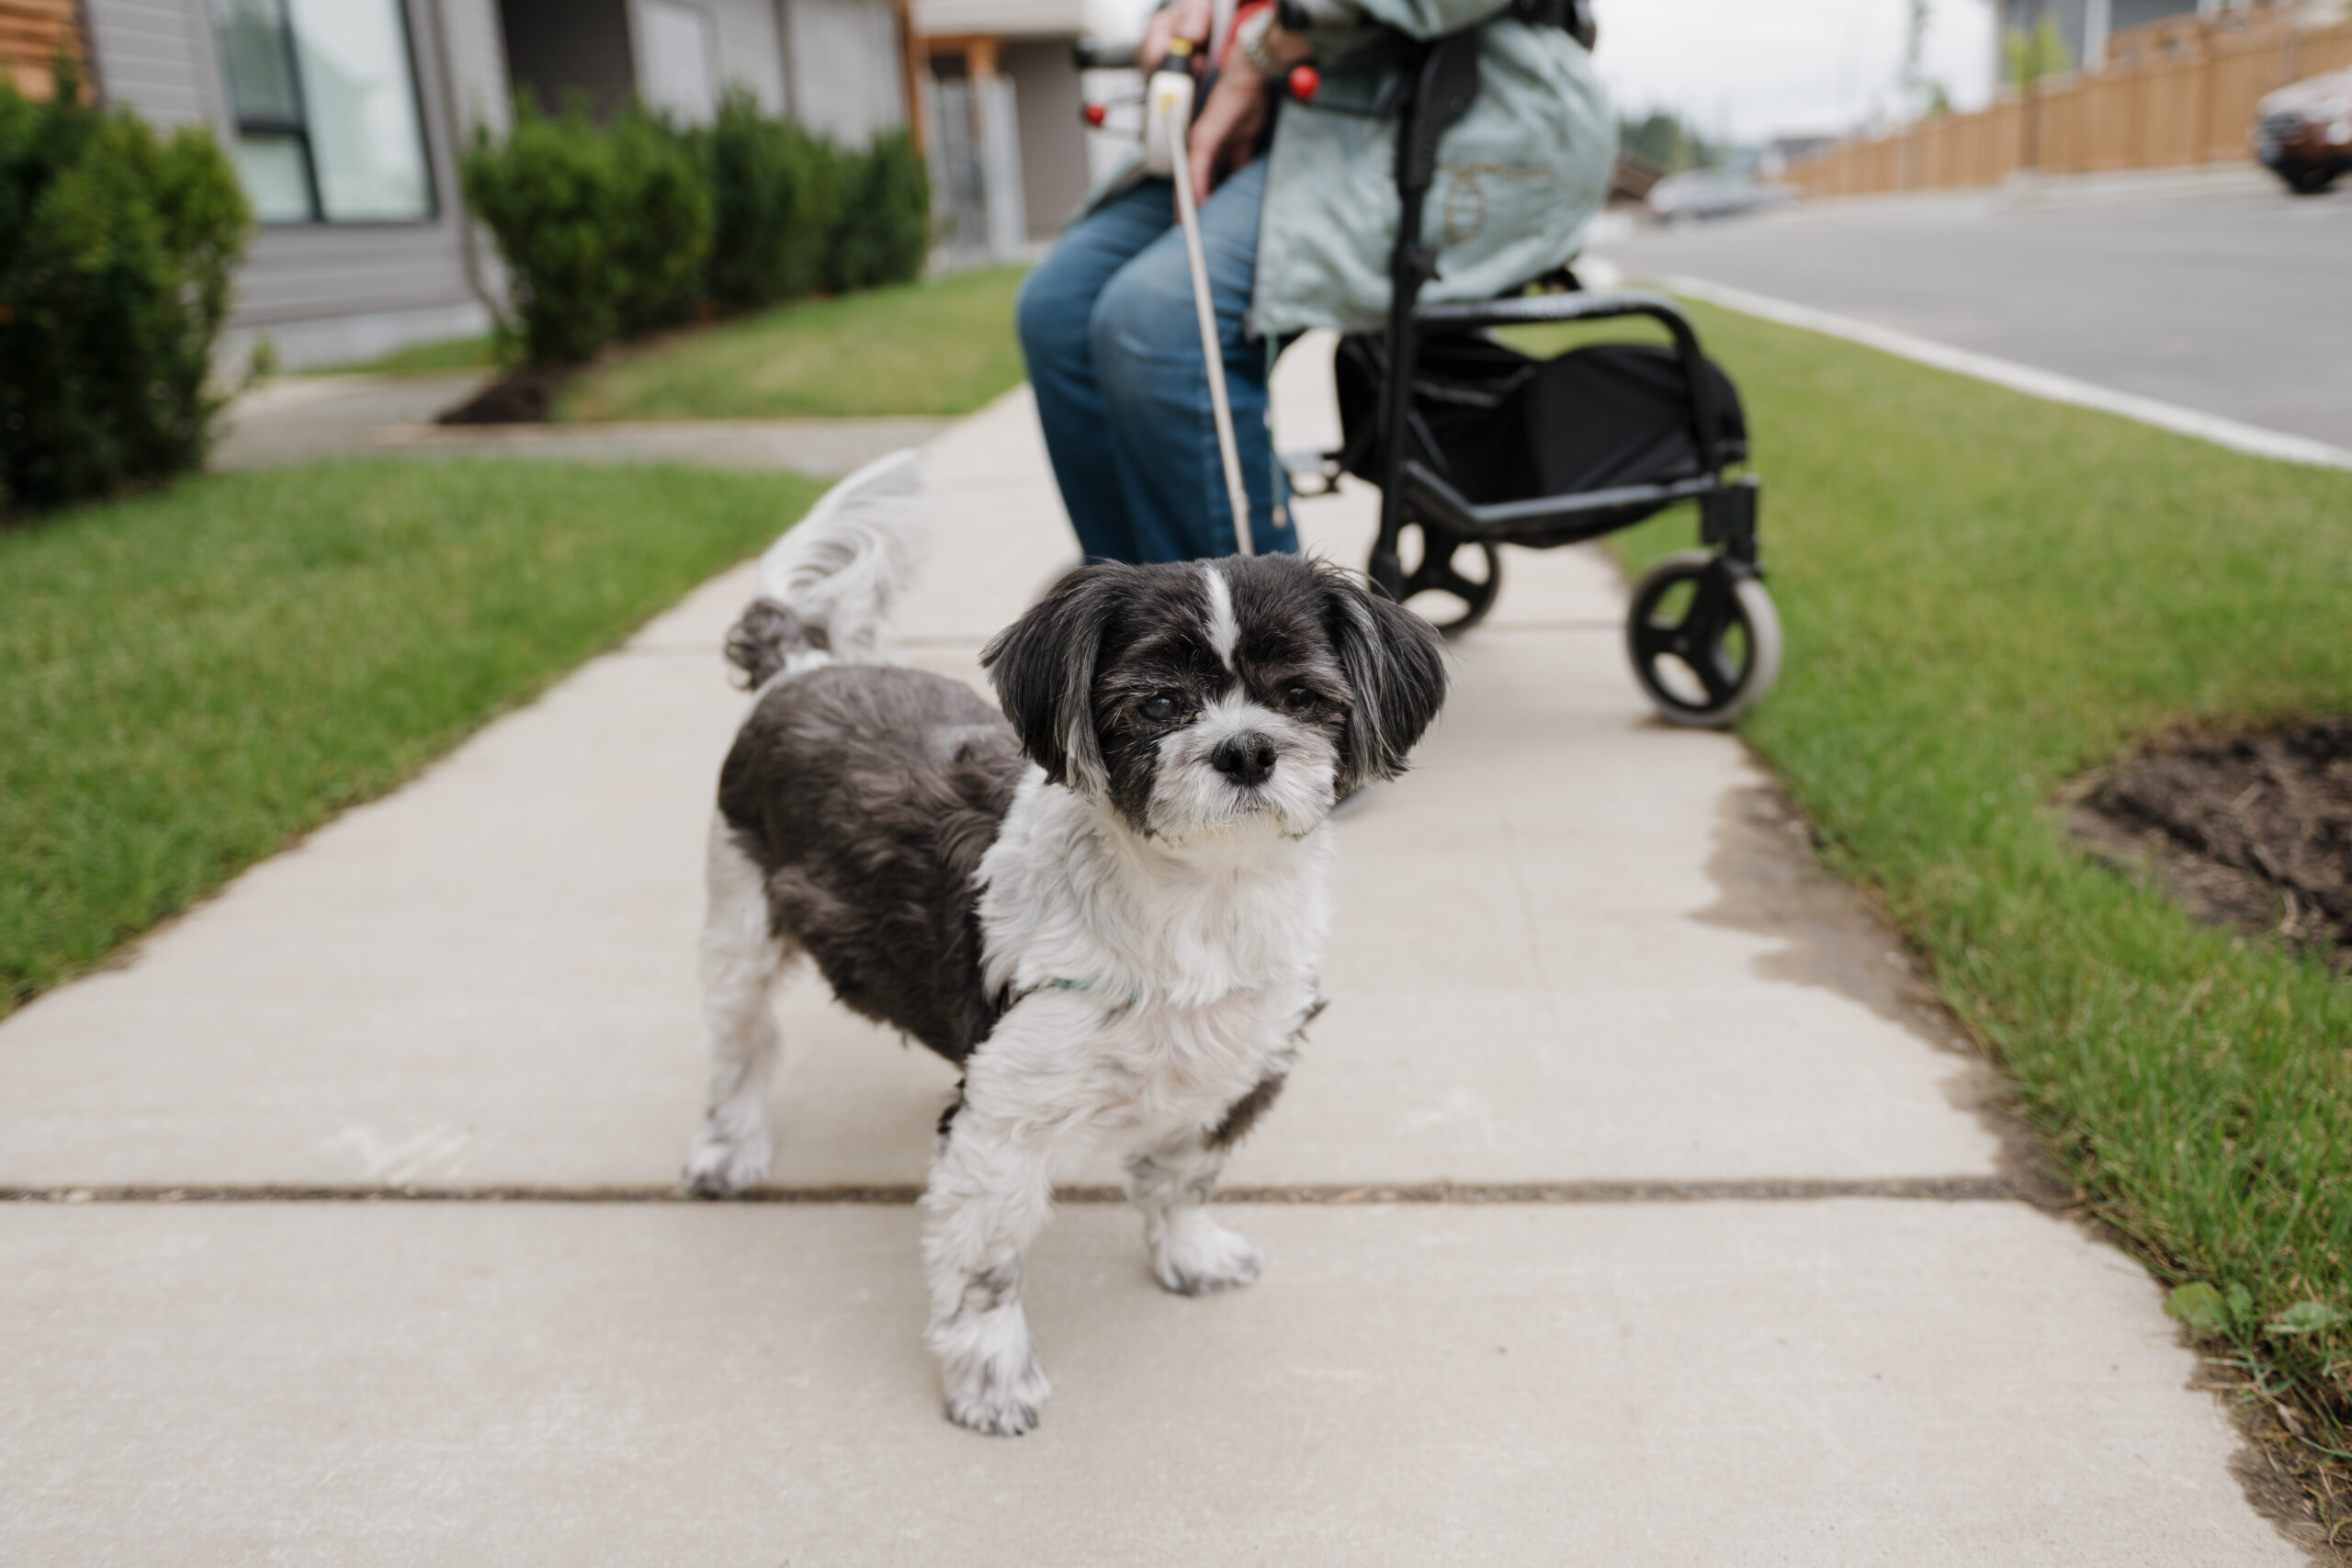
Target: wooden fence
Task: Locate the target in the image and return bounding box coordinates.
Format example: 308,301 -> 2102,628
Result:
1789,7 -> 2352,197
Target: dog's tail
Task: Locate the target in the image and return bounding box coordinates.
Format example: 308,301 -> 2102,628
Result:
724,448 -> 935,688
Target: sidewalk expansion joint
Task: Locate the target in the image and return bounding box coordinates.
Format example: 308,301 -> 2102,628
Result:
4,1177 -> 2018,1206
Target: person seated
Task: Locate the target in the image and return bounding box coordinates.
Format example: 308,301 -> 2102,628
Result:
1015,0 -> 1614,565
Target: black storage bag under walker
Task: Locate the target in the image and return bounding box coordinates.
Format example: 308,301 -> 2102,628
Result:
1333,333 -> 1747,543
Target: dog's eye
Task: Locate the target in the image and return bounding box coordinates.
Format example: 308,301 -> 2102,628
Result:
1140,693 -> 1183,722
1279,684 -> 1317,714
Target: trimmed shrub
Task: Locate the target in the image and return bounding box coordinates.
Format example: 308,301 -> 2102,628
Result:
0,58 -> 250,513
461,96 -> 927,368
825,130 -> 931,293
702,87 -> 839,312
609,104 -> 712,336
459,97 -> 623,365
460,98 -> 711,363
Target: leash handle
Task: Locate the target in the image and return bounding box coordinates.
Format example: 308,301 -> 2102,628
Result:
1153,75 -> 1255,557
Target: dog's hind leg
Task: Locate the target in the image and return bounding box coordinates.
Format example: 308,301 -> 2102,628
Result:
684,816 -> 791,1197
1124,1089 -> 1276,1297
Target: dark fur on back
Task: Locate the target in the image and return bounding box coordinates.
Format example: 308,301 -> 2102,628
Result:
718,664 -> 1024,1063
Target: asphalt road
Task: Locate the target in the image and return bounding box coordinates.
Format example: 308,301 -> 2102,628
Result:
1593,176 -> 2352,451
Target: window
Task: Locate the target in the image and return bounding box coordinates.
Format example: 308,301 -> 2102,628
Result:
210,0 -> 435,223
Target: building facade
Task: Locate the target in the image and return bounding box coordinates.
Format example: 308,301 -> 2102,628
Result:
914,0 -> 1139,258
35,0 -> 912,367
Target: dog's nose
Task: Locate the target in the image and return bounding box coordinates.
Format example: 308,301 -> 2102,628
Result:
1210,732 -> 1277,787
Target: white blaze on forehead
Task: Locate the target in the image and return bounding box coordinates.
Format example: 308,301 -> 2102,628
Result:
1201,563 -> 1239,671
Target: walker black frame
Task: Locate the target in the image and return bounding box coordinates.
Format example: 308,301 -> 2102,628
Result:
1282,30 -> 1775,724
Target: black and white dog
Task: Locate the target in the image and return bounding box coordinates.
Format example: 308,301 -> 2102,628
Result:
683,451 -> 1447,1435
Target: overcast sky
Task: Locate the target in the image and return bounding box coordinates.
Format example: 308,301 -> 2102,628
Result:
1091,0 -> 2002,145
1590,0 -> 1998,143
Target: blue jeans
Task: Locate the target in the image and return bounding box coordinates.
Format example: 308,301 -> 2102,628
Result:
1015,161 -> 1296,564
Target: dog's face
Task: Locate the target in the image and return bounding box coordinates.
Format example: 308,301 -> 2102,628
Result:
982,555 -> 1448,844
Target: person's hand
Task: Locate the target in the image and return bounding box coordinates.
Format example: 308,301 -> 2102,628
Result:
1184,22 -> 1310,204
1140,0 -> 1213,71
1185,57 -> 1270,204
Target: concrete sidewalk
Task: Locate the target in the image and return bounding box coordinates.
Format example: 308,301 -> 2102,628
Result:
0,353 -> 2311,1564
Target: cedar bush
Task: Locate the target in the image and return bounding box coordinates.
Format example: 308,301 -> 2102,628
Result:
702,87 -> 839,312
458,96 -> 626,365
609,103 -> 712,336
460,94 -> 929,367
825,130 -> 931,293
0,59 -> 250,513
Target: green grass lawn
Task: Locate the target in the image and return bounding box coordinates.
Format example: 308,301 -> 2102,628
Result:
560,265 -> 1029,422
1,458 -> 823,1017
1602,301 -> 2352,1453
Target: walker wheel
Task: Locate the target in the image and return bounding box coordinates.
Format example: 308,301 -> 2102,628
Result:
1379,522 -> 1501,638
1624,549 -> 1781,728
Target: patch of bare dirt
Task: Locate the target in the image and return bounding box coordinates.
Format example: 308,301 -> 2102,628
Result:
436,365 -> 575,425
2071,716 -> 2352,967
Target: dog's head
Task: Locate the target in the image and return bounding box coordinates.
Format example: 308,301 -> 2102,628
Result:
981,555 -> 1448,843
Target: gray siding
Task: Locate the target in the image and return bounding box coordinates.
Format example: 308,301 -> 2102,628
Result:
84,0 -> 227,130
232,231 -> 479,326
708,0 -> 788,112
779,0 -> 905,143
435,0 -> 513,137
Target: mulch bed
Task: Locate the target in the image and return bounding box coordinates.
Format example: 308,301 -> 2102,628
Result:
435,365 -> 575,425
2072,716 -> 2352,964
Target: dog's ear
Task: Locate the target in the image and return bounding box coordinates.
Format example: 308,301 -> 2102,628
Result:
982,565 -> 1128,793
1321,565 -> 1449,791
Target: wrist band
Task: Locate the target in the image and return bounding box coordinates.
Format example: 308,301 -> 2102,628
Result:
1236,8 -> 1282,76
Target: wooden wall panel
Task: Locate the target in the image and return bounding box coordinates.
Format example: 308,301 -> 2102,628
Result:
1787,12 -> 2352,199
2,0 -> 87,98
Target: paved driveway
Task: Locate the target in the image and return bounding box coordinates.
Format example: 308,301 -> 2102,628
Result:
1595,177 -> 2352,449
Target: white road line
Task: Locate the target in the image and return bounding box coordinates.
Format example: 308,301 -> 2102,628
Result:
1654,273 -> 2352,473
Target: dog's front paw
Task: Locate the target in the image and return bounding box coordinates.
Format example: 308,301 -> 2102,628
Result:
682,1117 -> 771,1197
942,1359 -> 1052,1437
1153,1215 -> 1264,1297
933,1311 -> 1052,1436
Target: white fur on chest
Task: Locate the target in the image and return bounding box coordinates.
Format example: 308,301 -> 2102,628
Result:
973,769 -> 1329,1129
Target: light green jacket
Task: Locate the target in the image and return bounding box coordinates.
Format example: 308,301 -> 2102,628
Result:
1249,5 -> 1614,335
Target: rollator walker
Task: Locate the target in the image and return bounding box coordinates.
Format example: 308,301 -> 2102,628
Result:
1080,11 -> 1781,728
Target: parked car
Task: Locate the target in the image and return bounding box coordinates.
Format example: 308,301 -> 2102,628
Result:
2253,65 -> 2352,195
1645,169 -> 1795,223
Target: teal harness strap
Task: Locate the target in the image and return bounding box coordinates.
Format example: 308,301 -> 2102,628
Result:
1023,976 -> 1148,1006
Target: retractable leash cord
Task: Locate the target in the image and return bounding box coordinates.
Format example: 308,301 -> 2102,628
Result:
1144,40 -> 1256,557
